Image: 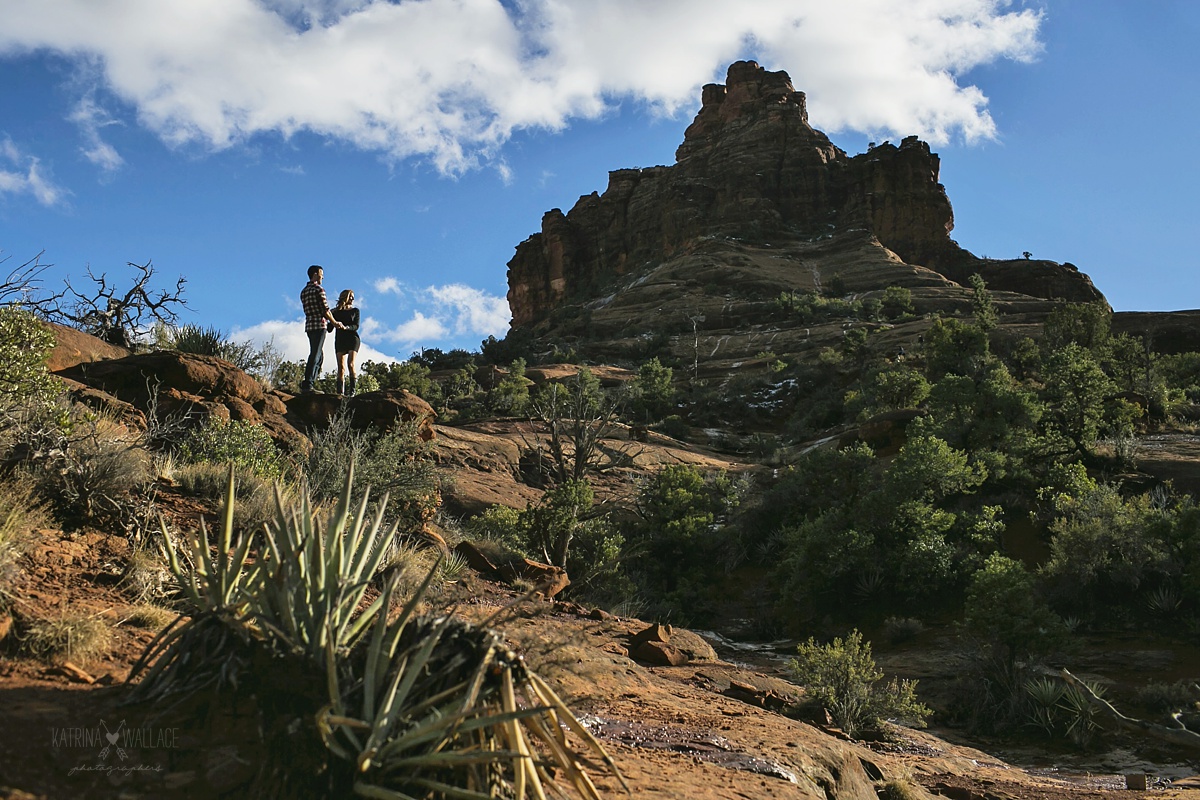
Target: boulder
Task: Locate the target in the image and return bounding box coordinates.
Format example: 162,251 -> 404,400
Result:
631,640 -> 689,667
44,322 -> 131,372
453,541 -> 571,600
286,389 -> 437,441
54,349 -> 311,453
57,351 -> 264,407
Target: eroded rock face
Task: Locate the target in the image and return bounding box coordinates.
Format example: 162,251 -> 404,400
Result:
53,350 -> 310,453
506,60 -> 1102,331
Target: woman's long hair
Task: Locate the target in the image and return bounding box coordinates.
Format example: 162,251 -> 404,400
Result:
336,289 -> 354,310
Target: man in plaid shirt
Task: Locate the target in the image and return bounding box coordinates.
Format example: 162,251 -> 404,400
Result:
300,264 -> 344,393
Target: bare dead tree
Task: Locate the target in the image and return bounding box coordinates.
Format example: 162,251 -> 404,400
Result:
0,250 -> 53,307
44,260 -> 189,347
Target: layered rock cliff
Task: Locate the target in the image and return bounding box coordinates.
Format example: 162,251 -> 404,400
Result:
506,61 -> 1102,332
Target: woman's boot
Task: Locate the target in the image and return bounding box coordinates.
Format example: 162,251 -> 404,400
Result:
347,376 -> 356,397
336,377 -> 345,396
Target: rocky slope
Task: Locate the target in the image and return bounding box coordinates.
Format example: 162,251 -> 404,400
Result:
506,60 -> 1103,361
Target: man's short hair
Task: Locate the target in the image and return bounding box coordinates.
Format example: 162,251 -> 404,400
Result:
307,264 -> 323,280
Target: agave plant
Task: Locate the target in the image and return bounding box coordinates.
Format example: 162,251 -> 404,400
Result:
129,461 -> 625,799
128,464 -> 256,702
1024,676 -> 1065,736
252,464 -> 394,662
319,574 -> 627,799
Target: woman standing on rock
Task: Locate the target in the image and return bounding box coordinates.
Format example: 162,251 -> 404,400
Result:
330,289 -> 360,396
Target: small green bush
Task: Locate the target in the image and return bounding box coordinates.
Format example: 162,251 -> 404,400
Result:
0,306 -> 61,437
653,415 -> 691,441
787,629 -> 930,737
178,416 -> 286,480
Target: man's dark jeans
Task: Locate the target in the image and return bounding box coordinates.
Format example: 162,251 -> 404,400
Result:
302,329 -> 325,392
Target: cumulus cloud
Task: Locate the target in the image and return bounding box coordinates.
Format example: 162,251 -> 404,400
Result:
427,283 -> 510,335
0,0 -> 1042,173
0,138 -> 66,205
375,311 -> 450,349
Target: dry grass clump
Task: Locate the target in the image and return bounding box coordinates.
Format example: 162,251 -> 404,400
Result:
0,474 -> 47,603
175,461 -> 295,536
22,613 -> 112,664
120,545 -> 174,603
123,604 -> 177,631
878,779 -> 929,800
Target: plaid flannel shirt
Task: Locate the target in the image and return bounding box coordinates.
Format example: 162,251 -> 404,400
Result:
301,281 -> 329,332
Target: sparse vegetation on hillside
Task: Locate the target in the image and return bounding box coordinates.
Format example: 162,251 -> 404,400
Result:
131,467 -> 620,799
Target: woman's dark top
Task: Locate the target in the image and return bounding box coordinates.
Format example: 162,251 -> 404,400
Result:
331,307 -> 360,353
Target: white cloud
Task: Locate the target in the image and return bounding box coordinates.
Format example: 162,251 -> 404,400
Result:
0,137 -> 67,205
68,95 -> 125,173
0,0 -> 1042,173
427,283 -> 510,335
373,276 -> 402,295
378,311 -> 450,346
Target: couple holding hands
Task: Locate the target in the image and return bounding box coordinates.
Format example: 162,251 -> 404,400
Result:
300,264 -> 360,396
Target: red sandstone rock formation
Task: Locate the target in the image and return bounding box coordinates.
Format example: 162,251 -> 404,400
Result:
506,60 -> 1102,331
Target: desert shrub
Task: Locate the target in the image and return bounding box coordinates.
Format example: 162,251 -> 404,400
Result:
27,411 -> 152,522
881,616 -> 925,644
272,359 -> 305,393
787,629 -> 930,737
880,285 -> 914,320
1040,483 -> 1170,612
175,461 -> 295,540
485,358 -> 531,415
923,317 -> 989,380
161,323 -> 265,373
1041,343 -> 1114,450
653,414 -> 691,441
845,365 -> 930,420
1132,680 -> 1200,715
1042,301 -> 1111,353
464,504 -> 528,555
0,306 -> 62,439
304,412 -> 438,527
628,357 -> 676,423
627,465 -> 742,602
466,484 -> 629,605
965,554 -> 1069,668
120,544 -> 174,604
178,416 -> 286,480
878,781 -> 925,800
21,613 -> 111,664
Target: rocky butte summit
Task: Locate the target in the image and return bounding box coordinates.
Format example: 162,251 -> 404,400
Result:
504,60 -> 1124,361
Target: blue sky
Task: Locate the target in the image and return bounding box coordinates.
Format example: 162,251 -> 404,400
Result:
1,0 -> 1197,365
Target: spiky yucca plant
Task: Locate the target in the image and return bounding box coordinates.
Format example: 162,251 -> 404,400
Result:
128,465 -> 255,701
129,462 -> 624,799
